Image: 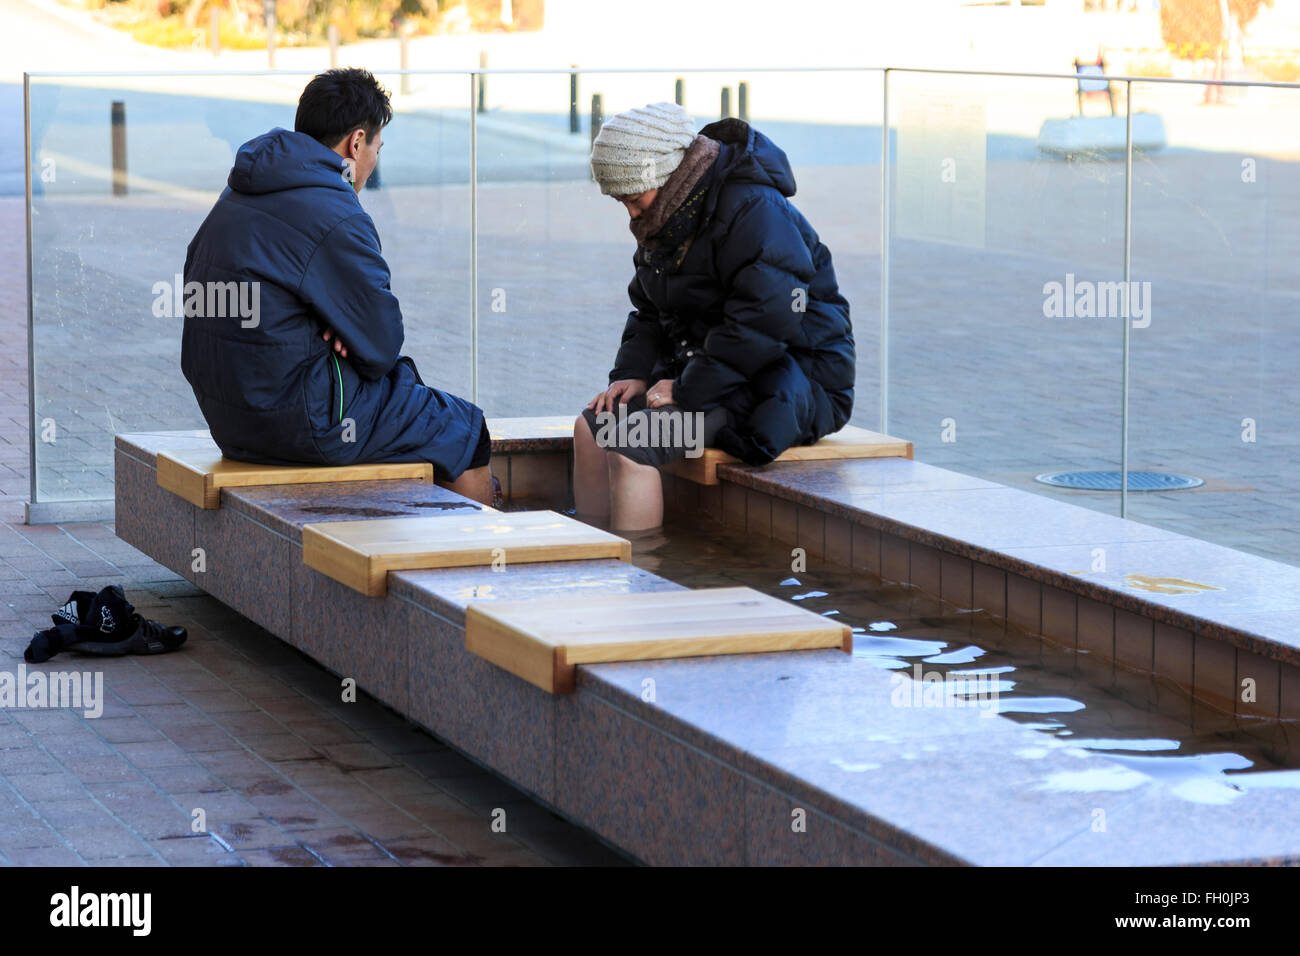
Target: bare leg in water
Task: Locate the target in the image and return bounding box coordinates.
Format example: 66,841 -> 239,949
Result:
437,463 -> 494,507
573,415 -> 663,531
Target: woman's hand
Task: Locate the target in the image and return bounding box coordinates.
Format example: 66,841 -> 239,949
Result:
322,328 -> 348,359
587,378 -> 647,413
646,379 -> 675,408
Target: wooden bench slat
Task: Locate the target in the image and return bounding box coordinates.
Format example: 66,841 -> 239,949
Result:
465,586 -> 852,693
663,424 -> 913,485
156,439 -> 435,509
301,510 -> 631,597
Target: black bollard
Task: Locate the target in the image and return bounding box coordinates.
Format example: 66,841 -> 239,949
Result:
590,93 -> 603,180
590,93 -> 604,146
111,101 -> 127,196
738,81 -> 748,122
569,66 -> 579,134
720,86 -> 731,119
675,77 -> 684,107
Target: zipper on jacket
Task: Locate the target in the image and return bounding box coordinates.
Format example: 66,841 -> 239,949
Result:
329,351 -> 343,424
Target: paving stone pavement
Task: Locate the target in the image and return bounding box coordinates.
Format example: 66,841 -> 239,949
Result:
0,197 -> 627,866
0,521 -> 630,866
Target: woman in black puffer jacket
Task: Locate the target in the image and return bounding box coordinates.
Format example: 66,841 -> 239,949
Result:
576,102 -> 855,531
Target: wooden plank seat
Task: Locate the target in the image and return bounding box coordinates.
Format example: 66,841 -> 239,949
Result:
465,586 -> 853,694
301,510 -> 631,597
663,424 -> 914,486
154,420 -> 576,510
156,436 -> 435,510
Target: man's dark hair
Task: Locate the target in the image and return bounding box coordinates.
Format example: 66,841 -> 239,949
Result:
295,68 -> 393,148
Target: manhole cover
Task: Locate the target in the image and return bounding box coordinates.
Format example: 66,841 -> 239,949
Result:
1034,470 -> 1203,492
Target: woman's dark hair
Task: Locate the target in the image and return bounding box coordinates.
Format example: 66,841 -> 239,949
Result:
295,68 -> 393,147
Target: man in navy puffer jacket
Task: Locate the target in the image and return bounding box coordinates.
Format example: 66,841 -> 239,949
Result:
182,69 -> 493,503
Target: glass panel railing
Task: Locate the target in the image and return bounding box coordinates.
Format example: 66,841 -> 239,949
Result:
1128,79 -> 1300,568
886,69 -> 1127,517
26,71 -> 470,506
25,65 -> 1300,568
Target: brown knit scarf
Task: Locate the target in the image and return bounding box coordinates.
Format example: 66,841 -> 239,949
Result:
629,134 -> 721,248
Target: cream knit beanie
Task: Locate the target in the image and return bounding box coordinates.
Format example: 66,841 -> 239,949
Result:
590,102 -> 698,196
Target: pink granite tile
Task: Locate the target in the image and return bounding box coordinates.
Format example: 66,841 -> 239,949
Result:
722,482 -> 747,531
880,532 -> 909,583
746,489 -> 772,538
1194,635 -> 1238,714
554,691 -> 744,866
851,523 -> 881,577
1236,650 -> 1280,720
1040,586 -> 1077,649
796,505 -> 826,558
909,543 -> 942,595
972,563 -> 1005,619
824,516 -> 852,568
1006,574 -> 1041,636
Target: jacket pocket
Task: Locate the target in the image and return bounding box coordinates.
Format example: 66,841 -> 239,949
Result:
329,351 -> 344,425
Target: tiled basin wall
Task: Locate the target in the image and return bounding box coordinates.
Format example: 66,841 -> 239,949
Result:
480,444 -> 1300,726
653,466 -> 1300,725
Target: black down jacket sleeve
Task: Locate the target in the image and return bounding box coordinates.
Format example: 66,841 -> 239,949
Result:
674,195 -> 814,411
609,270 -> 669,384
297,213 -> 405,382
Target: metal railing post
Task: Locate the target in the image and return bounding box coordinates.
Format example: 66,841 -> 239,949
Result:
470,72 -> 479,405
880,69 -> 890,436
738,81 -> 748,121
1121,78 -> 1134,518
328,24 -> 339,68
24,74 -> 36,506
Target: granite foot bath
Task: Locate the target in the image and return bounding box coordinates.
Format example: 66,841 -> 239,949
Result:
113,424 -> 1300,866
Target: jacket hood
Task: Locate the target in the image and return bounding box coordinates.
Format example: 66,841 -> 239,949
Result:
228,127 -> 356,197
698,118 -> 797,199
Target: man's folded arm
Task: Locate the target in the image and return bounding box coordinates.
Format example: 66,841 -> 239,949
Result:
298,213 -> 405,381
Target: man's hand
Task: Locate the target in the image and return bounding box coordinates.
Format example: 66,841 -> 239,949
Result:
646,379 -> 675,408
322,328 -> 348,359
586,378 -> 647,414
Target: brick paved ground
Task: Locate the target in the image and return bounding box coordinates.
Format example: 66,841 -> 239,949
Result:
0,527 -> 627,866
0,198 -> 626,866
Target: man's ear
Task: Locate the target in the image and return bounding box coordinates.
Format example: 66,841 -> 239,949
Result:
345,128 -> 366,159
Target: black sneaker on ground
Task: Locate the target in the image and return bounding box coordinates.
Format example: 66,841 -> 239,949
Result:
25,585 -> 187,663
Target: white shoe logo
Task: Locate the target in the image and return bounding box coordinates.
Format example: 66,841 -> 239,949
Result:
54,600 -> 79,625
99,607 -> 115,634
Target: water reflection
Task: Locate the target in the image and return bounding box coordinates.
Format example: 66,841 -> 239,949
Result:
633,515 -> 1300,805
